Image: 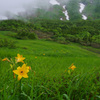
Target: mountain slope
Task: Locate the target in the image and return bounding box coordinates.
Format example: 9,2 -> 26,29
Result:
6,0 -> 100,21
82,0 -> 100,20
25,0 -> 100,20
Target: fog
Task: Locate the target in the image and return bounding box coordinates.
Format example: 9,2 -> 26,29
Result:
0,0 -> 63,19
0,0 -> 71,20
0,0 -> 50,19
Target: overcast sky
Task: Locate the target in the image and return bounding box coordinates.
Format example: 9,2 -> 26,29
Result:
0,0 -> 61,19
1,0 -> 49,14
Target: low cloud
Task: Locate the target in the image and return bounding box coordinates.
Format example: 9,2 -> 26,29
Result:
0,0 -> 70,19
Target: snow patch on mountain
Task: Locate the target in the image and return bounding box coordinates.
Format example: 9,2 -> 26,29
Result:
79,3 -> 87,20
79,3 -> 85,13
60,18 -> 63,20
82,15 -> 87,20
62,5 -> 69,20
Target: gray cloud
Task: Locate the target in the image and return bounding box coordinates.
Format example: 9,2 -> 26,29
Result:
0,0 -> 69,19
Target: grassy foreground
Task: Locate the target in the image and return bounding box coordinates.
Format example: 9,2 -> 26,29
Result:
0,31 -> 100,100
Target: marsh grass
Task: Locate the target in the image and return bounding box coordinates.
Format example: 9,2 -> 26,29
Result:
0,31 -> 100,100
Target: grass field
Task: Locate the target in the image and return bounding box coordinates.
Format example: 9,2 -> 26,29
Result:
0,31 -> 100,100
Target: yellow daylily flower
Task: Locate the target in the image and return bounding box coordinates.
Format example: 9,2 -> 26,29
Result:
43,54 -> 45,55
13,64 -> 29,80
2,58 -> 10,62
15,54 -> 25,63
69,63 -> 76,70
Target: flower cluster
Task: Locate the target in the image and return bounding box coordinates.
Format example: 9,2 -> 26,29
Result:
69,63 -> 76,70
64,63 -> 76,74
15,54 -> 25,63
2,54 -> 31,80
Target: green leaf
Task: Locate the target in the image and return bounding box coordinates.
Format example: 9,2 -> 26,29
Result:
63,94 -> 70,100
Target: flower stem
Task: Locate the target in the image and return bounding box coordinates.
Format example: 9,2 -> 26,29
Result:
20,79 -> 21,93
19,79 -> 22,99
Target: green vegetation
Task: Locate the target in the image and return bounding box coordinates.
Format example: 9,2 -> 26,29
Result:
0,19 -> 100,48
0,20 -> 37,40
0,29 -> 100,100
66,0 -> 82,20
32,19 -> 100,47
0,1 -> 100,100
34,5 -> 65,20
0,19 -> 100,99
81,0 -> 100,20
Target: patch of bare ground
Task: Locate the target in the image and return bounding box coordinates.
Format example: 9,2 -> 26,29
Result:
34,30 -> 53,39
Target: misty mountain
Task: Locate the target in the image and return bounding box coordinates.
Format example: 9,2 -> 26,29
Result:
6,0 -> 100,21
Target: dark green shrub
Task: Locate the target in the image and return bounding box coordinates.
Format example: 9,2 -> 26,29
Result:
55,36 -> 67,44
28,32 -> 38,39
0,39 -> 16,49
91,35 -> 100,44
16,28 -> 38,40
65,34 -> 76,42
81,31 -> 91,42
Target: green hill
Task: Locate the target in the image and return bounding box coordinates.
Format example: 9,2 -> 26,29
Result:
0,28 -> 100,99
0,17 -> 100,99
1,19 -> 100,48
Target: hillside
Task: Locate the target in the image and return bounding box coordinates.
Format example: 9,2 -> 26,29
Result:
0,19 -> 100,48
0,30 -> 100,99
0,0 -> 100,98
